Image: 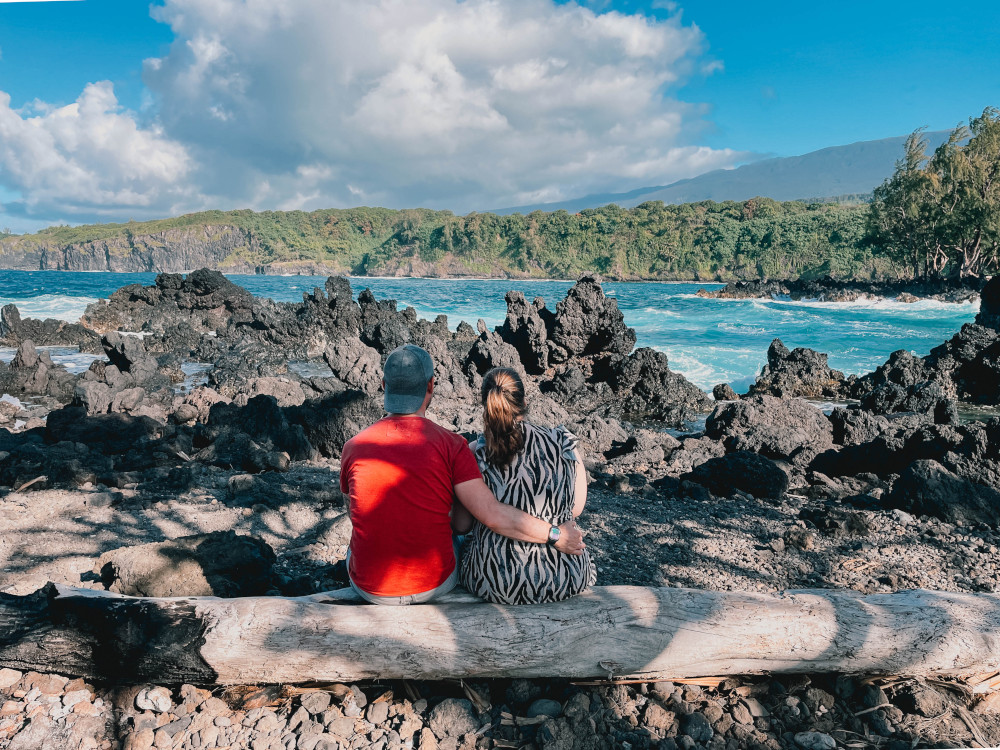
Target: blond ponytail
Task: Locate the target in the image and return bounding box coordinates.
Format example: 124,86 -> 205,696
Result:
481,367 -> 526,469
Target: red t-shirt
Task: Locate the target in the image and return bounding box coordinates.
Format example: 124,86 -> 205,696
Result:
340,415 -> 482,597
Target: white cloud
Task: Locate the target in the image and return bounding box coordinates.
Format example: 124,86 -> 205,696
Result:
1,0 -> 743,226
0,82 -> 195,221
142,0 -> 741,211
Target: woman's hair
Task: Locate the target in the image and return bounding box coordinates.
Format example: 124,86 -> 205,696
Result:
481,367 -> 526,469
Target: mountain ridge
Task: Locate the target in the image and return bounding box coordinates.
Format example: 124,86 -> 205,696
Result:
492,131 -> 952,215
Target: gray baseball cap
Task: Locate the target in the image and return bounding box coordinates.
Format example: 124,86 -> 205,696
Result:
383,344 -> 435,414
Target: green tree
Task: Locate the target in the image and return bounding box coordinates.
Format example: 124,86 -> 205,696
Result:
867,107 -> 1000,278
867,130 -> 943,277
930,107 -> 1000,276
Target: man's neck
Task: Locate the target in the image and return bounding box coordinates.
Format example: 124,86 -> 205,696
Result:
388,409 -> 426,418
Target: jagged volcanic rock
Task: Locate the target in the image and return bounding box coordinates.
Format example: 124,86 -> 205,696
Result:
82,269 -> 255,334
748,339 -> 848,399
975,275 -> 1000,329
549,275 -> 636,362
886,459 -> 1000,526
859,380 -> 958,424
712,383 -> 739,401
194,395 -> 315,472
324,338 -> 382,394
497,291 -> 553,374
699,276 -> 983,303
0,340 -> 77,402
609,348 -> 710,424
684,451 -> 789,499
488,277 -> 709,428
706,395 -> 833,465
0,304 -> 101,352
464,323 -> 524,382
287,390 -> 384,458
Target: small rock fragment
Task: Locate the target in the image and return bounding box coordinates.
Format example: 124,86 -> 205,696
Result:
794,731 -> 837,750
135,687 -> 172,714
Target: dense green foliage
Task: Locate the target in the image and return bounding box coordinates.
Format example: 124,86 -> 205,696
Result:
868,107 -> 1000,278
17,200 -> 876,280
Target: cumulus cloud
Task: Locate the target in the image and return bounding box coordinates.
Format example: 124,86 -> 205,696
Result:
143,0 -> 744,211
1,0 -> 746,226
0,82 -> 195,221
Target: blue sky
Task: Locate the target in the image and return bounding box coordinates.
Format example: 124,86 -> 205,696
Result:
0,0 -> 997,232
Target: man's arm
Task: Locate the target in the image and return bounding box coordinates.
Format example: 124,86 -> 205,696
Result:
454,478 -> 585,555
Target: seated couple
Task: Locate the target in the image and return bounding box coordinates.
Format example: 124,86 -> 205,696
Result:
340,344 -> 596,605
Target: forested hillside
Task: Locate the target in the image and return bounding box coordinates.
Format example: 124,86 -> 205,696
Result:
0,199 -> 876,280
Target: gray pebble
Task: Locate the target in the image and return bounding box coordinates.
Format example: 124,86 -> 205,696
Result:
527,698 -> 563,718
301,692 -> 332,716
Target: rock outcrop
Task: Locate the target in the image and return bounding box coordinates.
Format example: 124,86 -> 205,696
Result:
489,276 -> 709,428
975,275 -> 1000,329
699,276 -> 983,304
706,395 -> 834,465
496,291 -> 553,374
849,295 -> 1000,405
886,459 -> 1000,527
748,339 -> 848,399
97,531 -> 277,597
0,304 -> 101,351
683,451 -> 789,499
82,269 -> 256,336
548,276 -> 636,361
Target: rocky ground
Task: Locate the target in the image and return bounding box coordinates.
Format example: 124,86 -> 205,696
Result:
4,661 -> 1000,750
3,270 -> 1000,749
696,277 -> 985,304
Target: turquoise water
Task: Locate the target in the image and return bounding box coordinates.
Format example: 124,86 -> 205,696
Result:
0,270 -> 978,393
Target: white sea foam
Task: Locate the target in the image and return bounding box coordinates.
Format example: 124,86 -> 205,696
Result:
766,295 -> 980,313
676,291 -> 979,313
52,352 -> 102,374
0,394 -> 24,409
639,306 -> 680,318
0,346 -> 100,373
808,400 -> 854,415
665,351 -> 720,389
176,362 -> 212,393
654,346 -> 759,392
717,321 -> 768,334
0,294 -> 97,323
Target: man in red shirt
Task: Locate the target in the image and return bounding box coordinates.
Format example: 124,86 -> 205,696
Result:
340,344 -> 585,604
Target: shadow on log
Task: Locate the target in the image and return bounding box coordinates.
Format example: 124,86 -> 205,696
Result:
2,583 -> 1000,685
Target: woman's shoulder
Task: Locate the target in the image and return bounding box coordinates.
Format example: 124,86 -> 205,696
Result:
524,422 -> 578,458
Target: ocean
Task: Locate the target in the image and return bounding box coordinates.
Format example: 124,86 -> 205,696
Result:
0,270 -> 979,393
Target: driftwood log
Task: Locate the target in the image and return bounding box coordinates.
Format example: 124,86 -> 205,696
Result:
2,583 -> 1000,685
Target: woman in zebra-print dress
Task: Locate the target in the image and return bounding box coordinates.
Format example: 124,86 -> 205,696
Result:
458,367 -> 596,604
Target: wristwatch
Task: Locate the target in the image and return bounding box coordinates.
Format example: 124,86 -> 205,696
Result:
546,525 -> 561,546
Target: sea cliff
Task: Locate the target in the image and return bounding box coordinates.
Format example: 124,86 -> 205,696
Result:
0,225 -> 283,274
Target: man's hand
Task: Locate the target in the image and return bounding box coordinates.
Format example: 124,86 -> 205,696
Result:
554,520 -> 585,555
455,478 -> 587,552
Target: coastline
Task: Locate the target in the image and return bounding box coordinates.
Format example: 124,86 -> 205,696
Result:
0,265 -> 988,304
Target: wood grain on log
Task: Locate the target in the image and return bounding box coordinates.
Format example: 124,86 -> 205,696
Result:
2,584 -> 999,684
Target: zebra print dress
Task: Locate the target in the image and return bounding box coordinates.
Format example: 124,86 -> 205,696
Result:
459,422 -> 597,604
